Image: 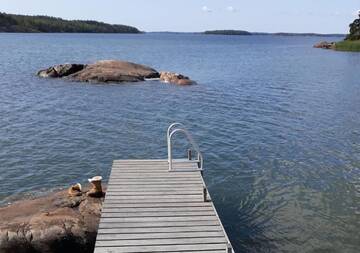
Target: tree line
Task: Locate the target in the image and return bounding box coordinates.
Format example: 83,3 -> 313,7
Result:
204,30 -> 252,35
0,12 -> 140,33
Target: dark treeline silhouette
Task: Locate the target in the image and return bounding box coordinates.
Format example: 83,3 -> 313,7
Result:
204,30 -> 344,37
0,12 -> 140,33
204,30 -> 252,35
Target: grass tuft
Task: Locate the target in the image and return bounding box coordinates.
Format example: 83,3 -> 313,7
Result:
335,40 -> 360,52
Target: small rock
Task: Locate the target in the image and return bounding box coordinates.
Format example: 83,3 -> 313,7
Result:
160,71 -> 195,85
68,183 -> 82,197
313,41 -> 335,49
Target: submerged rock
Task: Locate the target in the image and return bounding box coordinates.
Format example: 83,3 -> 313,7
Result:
0,188 -> 105,253
37,60 -> 160,83
159,71 -> 195,85
313,41 -> 335,49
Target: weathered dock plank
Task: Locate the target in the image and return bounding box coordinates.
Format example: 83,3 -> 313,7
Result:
94,159 -> 234,253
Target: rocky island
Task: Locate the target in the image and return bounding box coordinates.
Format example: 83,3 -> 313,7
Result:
38,60 -> 196,85
204,30 -> 251,36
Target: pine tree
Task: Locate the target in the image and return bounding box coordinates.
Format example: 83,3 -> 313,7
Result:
346,12 -> 360,40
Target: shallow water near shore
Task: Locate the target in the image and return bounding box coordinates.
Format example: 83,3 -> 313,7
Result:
0,33 -> 359,252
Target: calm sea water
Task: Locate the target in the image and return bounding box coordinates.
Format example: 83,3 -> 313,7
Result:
0,33 -> 359,252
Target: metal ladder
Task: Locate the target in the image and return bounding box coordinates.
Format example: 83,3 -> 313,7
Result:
167,123 -> 234,253
167,122 -> 204,172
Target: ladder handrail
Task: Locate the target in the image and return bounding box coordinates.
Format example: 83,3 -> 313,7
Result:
167,122 -> 185,140
167,123 -> 203,172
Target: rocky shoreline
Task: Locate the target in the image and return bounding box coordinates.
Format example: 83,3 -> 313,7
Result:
0,186 -> 105,253
313,41 -> 336,50
37,60 -> 196,85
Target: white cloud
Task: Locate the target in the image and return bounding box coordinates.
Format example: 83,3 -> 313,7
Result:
202,6 -> 212,12
352,10 -> 360,17
226,6 -> 236,12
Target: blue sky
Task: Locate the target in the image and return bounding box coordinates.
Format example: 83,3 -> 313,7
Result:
1,0 -> 359,33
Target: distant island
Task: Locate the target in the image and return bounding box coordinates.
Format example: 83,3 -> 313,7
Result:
203,29 -> 344,37
204,30 -> 252,35
314,12 -> 360,52
253,32 -> 344,37
0,12 -> 140,33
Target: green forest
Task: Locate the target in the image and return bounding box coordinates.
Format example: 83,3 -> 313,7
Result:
0,12 -> 140,33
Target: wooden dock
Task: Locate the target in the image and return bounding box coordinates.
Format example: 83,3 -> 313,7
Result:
94,159 -> 234,253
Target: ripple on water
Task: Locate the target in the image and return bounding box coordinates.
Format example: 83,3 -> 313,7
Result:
0,33 -> 359,252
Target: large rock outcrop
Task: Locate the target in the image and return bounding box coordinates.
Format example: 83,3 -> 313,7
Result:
69,60 -> 160,83
37,60 -> 196,85
0,188 -> 105,253
37,60 -> 160,83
